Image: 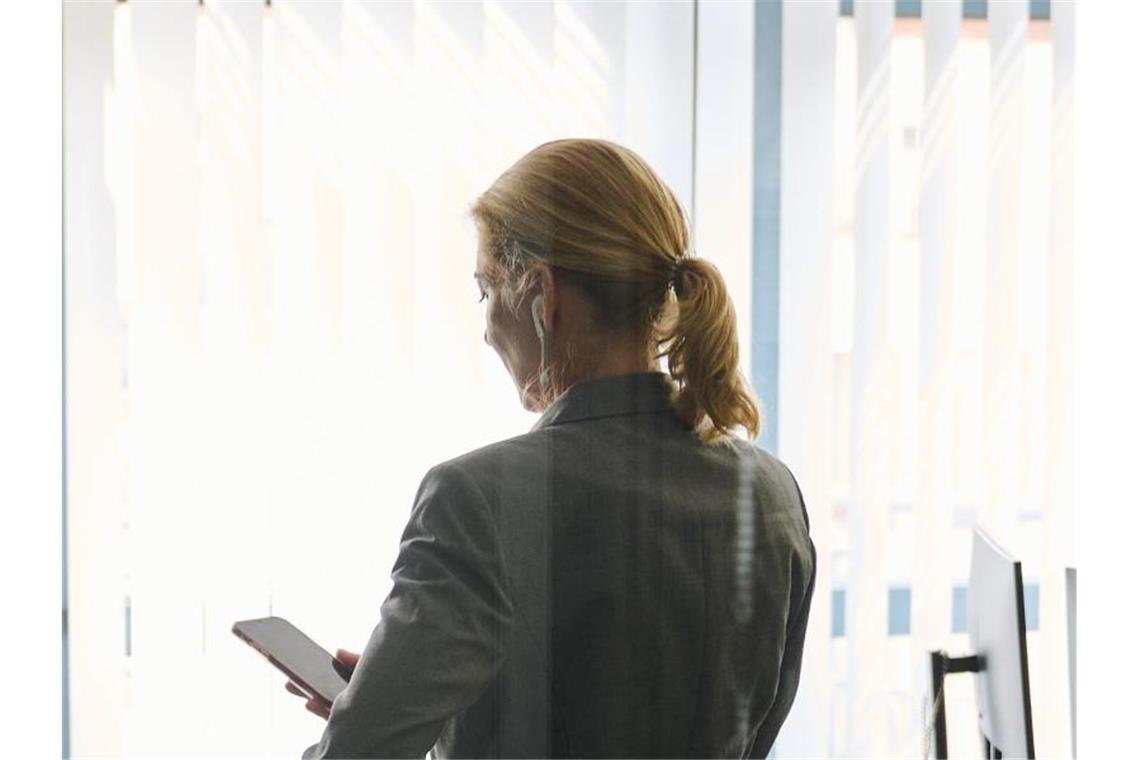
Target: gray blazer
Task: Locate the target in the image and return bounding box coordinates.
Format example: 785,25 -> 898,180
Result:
303,372 -> 816,759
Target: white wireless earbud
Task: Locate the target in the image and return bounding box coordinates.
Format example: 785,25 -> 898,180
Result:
531,295 -> 544,339
531,294 -> 551,399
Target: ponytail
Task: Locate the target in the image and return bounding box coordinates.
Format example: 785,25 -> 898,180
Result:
660,257 -> 762,445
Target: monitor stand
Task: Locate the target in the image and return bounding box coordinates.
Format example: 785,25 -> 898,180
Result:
928,650 -> 981,759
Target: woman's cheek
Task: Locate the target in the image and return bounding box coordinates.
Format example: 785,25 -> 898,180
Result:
484,309 -> 511,362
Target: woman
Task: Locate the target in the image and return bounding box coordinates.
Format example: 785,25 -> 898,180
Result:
290,138 -> 816,758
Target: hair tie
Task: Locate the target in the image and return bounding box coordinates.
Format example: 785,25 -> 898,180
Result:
670,258 -> 688,293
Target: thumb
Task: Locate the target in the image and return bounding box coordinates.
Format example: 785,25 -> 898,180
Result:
335,648 -> 360,664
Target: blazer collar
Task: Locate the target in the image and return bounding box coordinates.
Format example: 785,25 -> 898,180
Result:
530,371 -> 677,431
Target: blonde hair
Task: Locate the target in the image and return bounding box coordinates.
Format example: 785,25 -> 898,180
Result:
468,138 -> 761,445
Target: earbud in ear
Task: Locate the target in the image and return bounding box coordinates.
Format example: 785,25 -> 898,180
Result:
531,295 -> 544,340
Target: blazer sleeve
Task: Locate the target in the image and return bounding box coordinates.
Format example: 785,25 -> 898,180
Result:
302,461 -> 513,759
746,460 -> 817,759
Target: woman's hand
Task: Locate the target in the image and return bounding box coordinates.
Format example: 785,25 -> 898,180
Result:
284,648 -> 360,721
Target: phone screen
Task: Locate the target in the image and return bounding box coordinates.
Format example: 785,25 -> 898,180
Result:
232,616 -> 349,706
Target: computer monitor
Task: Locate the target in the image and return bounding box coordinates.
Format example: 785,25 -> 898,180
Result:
928,527 -> 1036,759
968,526 -> 1035,759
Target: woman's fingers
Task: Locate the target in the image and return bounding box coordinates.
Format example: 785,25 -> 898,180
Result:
335,648 -> 361,666
285,681 -> 331,720
305,698 -> 331,719
332,649 -> 360,682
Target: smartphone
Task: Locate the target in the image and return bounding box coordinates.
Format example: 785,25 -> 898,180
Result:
232,616 -> 350,707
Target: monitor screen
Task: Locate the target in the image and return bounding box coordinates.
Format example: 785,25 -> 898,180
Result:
968,526 -> 1035,759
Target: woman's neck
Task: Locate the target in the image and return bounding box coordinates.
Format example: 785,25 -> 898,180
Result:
560,338 -> 657,389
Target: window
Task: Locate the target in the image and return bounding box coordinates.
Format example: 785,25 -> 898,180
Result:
832,588 -> 847,638
64,2 -> 702,756
1023,582 -> 1040,631
888,587 -> 911,636
952,585 -> 969,634
773,0 -> 1072,755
